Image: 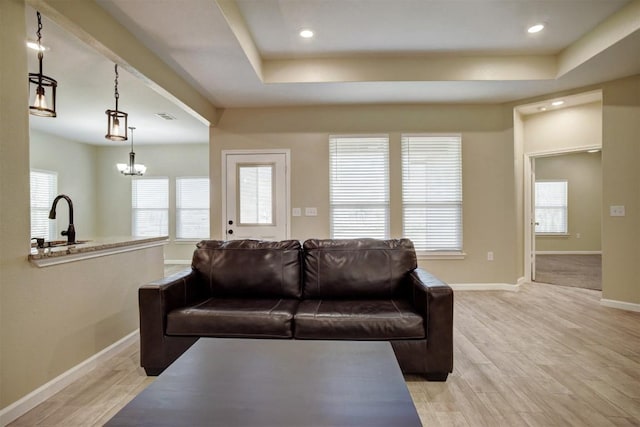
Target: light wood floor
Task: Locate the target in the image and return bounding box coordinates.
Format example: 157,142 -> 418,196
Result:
535,254 -> 602,290
8,282 -> 640,426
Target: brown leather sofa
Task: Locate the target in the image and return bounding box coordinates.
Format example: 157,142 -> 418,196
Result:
139,238 -> 453,380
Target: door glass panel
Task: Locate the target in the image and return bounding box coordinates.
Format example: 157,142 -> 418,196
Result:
238,164 -> 274,225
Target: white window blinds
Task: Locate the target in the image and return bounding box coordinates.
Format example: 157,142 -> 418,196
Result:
329,135 -> 389,239
239,165 -> 273,225
132,178 -> 169,237
401,135 -> 463,252
30,169 -> 57,240
535,180 -> 568,234
176,177 -> 210,239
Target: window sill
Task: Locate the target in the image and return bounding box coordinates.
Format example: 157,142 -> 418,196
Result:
173,239 -> 206,244
536,233 -> 570,238
417,251 -> 466,260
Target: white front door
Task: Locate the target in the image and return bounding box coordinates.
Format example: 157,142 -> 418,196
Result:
223,151 -> 289,240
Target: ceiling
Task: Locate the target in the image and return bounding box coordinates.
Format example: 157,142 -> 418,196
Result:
26,0 -> 640,145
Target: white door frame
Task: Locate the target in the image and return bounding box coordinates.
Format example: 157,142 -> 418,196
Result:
523,144 -> 601,282
221,149 -> 291,240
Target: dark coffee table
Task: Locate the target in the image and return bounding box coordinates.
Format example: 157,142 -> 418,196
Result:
106,338 -> 422,426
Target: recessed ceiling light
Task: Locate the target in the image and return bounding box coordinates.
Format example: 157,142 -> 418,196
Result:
538,106 -> 547,112
587,149 -> 600,153
299,29 -> 314,39
527,23 -> 545,34
551,100 -> 565,106
26,40 -> 48,51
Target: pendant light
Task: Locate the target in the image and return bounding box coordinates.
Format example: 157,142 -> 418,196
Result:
105,64 -> 128,141
28,11 -> 57,118
117,127 -> 146,176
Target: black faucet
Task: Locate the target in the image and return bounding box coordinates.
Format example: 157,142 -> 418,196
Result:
48,194 -> 76,244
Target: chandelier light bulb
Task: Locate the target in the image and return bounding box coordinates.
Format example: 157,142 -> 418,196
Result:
33,86 -> 47,109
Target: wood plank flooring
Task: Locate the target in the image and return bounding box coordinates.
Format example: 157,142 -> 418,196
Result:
535,254 -> 602,290
8,282 -> 640,426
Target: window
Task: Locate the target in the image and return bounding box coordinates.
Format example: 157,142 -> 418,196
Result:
239,165 -> 273,225
30,169 -> 58,240
176,177 -> 210,239
132,178 -> 169,237
535,180 -> 568,234
401,135 -> 462,252
329,135 -> 389,239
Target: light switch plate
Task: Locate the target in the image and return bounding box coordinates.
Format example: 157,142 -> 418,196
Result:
610,205 -> 625,217
292,208 -> 302,217
305,207 -> 318,216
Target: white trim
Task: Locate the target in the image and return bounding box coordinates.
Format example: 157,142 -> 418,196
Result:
0,330 -> 139,426
536,251 -> 602,255
600,299 -> 640,313
221,149 -> 291,241
450,283 -> 521,291
173,239 -> 202,245
417,251 -> 466,260
164,259 -> 191,265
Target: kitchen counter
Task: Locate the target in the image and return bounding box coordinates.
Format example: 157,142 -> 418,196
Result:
29,236 -> 168,267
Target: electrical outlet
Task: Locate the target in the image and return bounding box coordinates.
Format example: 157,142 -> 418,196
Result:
576,233 -> 581,239
487,251 -> 494,261
610,205 -> 625,217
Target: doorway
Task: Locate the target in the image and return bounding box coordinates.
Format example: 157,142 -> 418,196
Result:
221,150 -> 290,241
525,149 -> 602,290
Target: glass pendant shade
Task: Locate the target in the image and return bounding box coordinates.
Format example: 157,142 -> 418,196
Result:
28,12 -> 57,118
106,109 -> 128,141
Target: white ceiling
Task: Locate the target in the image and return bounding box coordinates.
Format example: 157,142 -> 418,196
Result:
26,0 -> 640,145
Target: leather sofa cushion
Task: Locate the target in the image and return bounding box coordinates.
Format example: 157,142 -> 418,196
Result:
302,238 -> 417,299
294,299 -> 425,340
192,240 -> 302,299
166,298 -> 298,338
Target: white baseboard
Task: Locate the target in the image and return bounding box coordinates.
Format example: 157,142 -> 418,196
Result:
450,283 -> 521,291
535,251 -> 602,255
0,330 -> 139,427
600,298 -> 640,313
164,259 -> 191,265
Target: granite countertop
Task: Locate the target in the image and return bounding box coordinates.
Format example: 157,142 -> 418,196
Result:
29,236 -> 168,265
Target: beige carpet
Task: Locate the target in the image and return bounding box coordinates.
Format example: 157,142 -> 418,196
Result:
535,254 -> 602,290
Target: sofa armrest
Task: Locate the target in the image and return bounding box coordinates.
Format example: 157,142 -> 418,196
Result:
139,268 -> 204,370
408,268 -> 454,374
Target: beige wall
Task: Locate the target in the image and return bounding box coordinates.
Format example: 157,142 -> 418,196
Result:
535,152 -> 602,252
30,130 -> 99,239
212,105 -> 519,284
96,143 -> 209,261
1,0 -> 163,409
523,102 -> 603,153
601,76 -> 640,304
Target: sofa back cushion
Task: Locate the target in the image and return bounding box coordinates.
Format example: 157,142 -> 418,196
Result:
302,238 -> 417,299
192,240 -> 302,298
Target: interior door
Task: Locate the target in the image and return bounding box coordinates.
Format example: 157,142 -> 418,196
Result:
530,157 -> 537,281
224,152 -> 288,240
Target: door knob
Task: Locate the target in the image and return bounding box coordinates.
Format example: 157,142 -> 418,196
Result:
228,220 -> 234,225
227,229 -> 234,235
